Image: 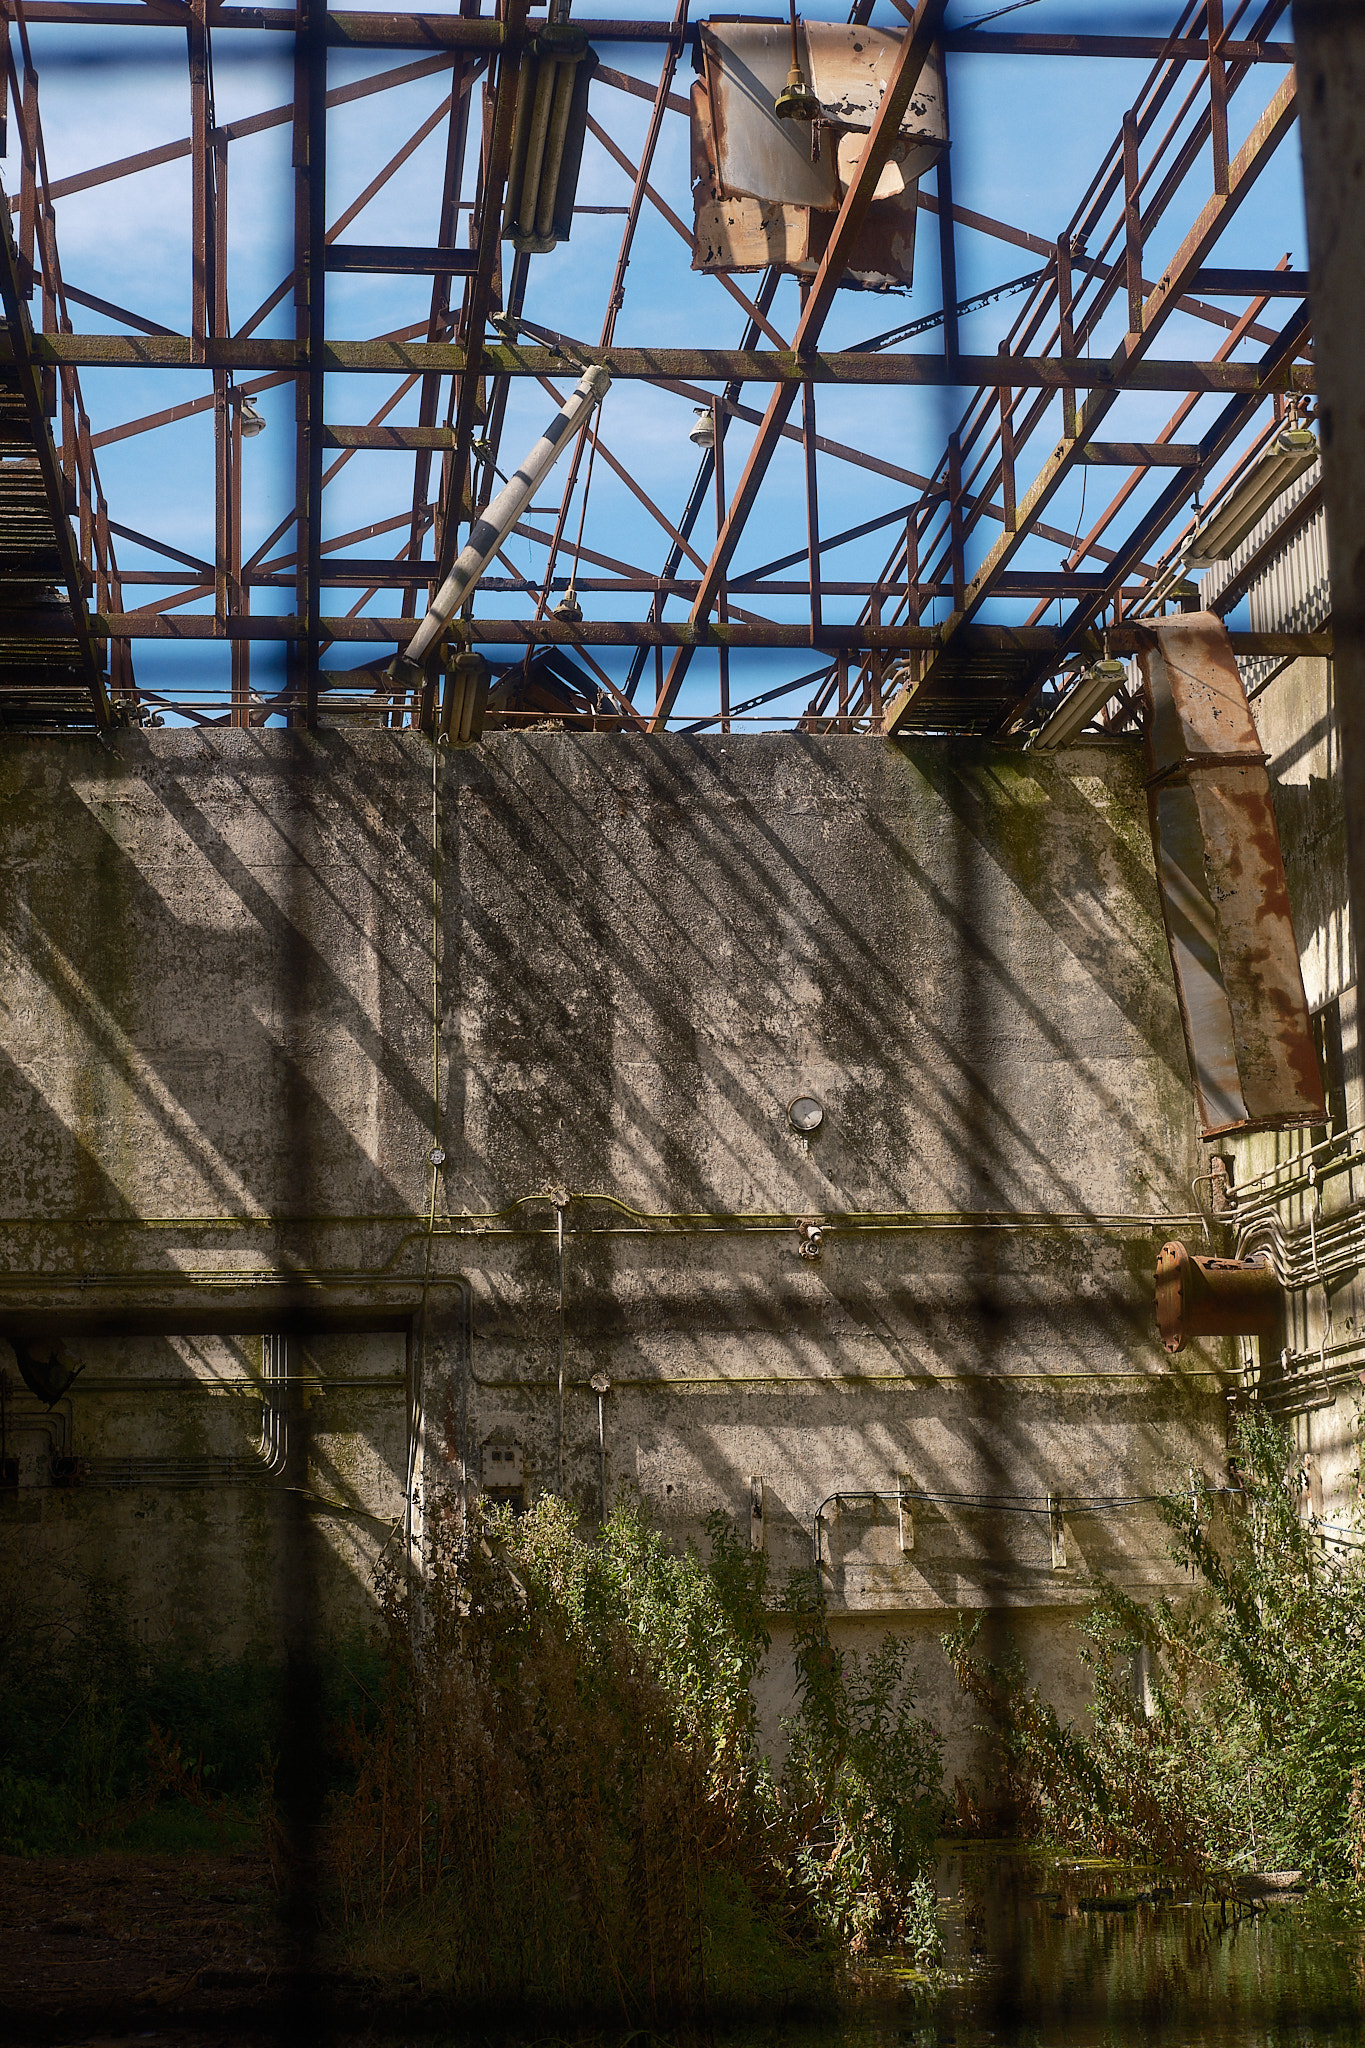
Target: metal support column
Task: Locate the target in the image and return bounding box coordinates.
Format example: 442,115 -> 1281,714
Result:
1294,0 -> 1365,1008
292,0 -> 326,725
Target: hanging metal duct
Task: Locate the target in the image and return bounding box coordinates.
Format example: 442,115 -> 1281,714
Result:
1139,611 -> 1325,1136
502,25 -> 598,255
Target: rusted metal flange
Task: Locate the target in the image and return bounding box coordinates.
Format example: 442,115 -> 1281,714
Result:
1154,1240 -> 1280,1354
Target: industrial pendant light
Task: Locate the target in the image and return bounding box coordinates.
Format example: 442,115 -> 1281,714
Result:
239,397 -> 266,439
773,0 -> 819,122
1184,426 -> 1317,569
688,407 -> 716,449
1028,657 -> 1128,751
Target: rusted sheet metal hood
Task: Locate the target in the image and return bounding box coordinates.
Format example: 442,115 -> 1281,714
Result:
1140,611 -> 1324,1136
691,19 -> 940,286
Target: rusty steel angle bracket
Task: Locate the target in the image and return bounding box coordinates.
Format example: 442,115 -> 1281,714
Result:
0,200 -> 110,726
1140,611 -> 1325,1136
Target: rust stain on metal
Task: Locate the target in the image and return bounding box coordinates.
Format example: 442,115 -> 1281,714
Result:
1140,611 -> 1325,1137
1154,1240 -> 1281,1354
699,22 -> 836,213
805,23 -> 946,180
691,19 -> 937,285
690,76 -> 813,274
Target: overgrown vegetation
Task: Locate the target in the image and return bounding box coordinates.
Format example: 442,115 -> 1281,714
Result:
10,1412 -> 1365,2010
0,1565 -> 377,1856
945,1412 -> 1365,1888
781,1567 -> 942,1962
324,1496 -> 943,2017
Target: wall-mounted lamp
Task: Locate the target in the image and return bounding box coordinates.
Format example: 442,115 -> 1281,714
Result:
788,1094 -> 823,1133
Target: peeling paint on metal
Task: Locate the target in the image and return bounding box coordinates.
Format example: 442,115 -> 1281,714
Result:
692,20 -> 931,287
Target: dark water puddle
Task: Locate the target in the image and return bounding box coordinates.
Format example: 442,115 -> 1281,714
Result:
826,1847 -> 1365,2047
360,1851 -> 1365,2048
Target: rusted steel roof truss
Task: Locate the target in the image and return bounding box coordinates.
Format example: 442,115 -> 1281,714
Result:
0,0 -> 1321,732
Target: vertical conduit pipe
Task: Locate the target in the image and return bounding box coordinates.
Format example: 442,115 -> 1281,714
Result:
534,57 -> 582,241
515,58 -> 560,241
554,1194 -> 567,1495
590,1371 -> 609,1522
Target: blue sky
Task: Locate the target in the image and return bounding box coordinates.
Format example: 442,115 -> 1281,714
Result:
5,0 -> 1303,719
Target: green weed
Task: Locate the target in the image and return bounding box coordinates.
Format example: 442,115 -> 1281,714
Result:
944,1412 -> 1365,1888
322,1495 -> 946,2016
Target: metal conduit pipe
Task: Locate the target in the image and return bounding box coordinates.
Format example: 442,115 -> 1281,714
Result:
256,1331 -> 289,1476
72,1377 -> 402,1393
9,1408 -> 68,1461
468,1368 -> 1227,1388
0,1197 -> 1201,1299
535,57 -> 583,241
1237,1208 -> 1365,1290
501,52 -> 540,241
0,1198 -> 1210,1235
1220,1122 -> 1365,1212
1256,1329 -> 1365,1412
1231,1166 -> 1365,1231
514,58 -> 560,241
82,1455 -> 256,1489
82,1334 -> 291,1489
501,26 -> 594,253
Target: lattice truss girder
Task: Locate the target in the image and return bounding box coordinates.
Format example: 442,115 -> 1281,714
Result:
0,0 -> 1316,733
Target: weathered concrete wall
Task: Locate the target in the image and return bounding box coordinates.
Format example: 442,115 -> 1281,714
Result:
0,731 -> 1223,1755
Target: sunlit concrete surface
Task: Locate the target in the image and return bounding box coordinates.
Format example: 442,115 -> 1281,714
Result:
0,730 -> 1227,1756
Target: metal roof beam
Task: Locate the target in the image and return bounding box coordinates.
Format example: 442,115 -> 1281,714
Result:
68,615 -> 1336,656
11,6 -> 1297,61
887,66 -> 1302,735
0,337 -> 1313,393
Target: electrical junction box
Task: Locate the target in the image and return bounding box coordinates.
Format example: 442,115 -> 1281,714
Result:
481,1439 -> 525,1505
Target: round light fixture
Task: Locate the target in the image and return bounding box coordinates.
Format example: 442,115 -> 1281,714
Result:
688,407 -> 715,449
238,397 -> 266,439
788,1095 -> 823,1134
